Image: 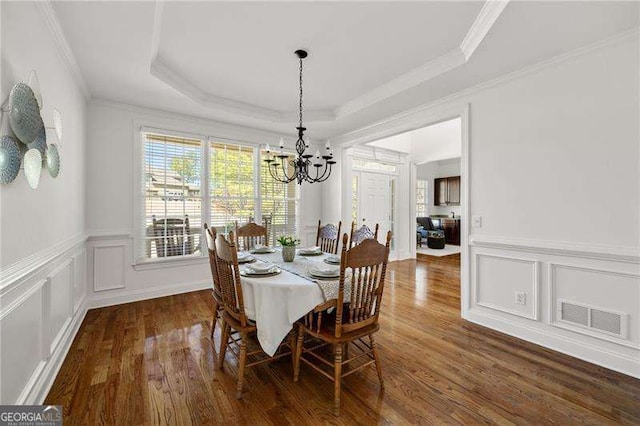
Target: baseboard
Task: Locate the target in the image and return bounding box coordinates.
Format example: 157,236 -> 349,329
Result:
467,308 -> 640,379
88,280 -> 211,309
16,296 -> 88,404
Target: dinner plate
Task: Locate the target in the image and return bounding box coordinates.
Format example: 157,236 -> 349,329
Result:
237,257 -> 256,264
307,271 -> 340,281
324,255 -> 341,264
309,267 -> 340,278
241,267 -> 281,277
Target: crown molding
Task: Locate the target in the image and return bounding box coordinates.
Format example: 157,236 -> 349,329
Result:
36,0 -> 91,101
330,26 -> 639,146
148,0 -> 506,124
460,0 -> 510,60
150,57 -> 335,123
335,48 -> 466,119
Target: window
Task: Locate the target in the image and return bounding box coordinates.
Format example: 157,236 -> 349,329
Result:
260,150 -> 299,241
139,132 -> 299,263
352,174 -> 359,222
142,133 -> 203,260
416,179 -> 428,217
209,142 -> 255,236
353,158 -> 397,173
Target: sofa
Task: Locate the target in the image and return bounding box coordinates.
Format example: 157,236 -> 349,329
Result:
417,217 -> 445,247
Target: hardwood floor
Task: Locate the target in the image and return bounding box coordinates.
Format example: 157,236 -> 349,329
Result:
46,255 -> 640,424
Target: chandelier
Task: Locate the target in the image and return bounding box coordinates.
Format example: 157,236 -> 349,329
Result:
264,49 -> 335,184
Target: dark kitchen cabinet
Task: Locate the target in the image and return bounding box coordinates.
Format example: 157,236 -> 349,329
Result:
442,219 -> 460,245
434,176 -> 461,206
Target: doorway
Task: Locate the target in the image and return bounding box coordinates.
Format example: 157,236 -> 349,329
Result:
350,156 -> 400,258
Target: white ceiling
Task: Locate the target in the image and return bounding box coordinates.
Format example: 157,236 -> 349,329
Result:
367,117 -> 461,163
51,1 -> 639,141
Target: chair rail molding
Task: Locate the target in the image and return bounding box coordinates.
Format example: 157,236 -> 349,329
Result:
469,235 -> 640,264
0,233 -> 88,296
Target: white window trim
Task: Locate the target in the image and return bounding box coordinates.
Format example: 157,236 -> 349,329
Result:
132,121 -> 302,268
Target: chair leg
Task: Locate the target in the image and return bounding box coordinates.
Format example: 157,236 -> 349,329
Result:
369,334 -> 384,389
333,344 -> 343,416
289,331 -> 297,372
210,302 -> 218,341
293,326 -> 304,382
236,332 -> 248,399
218,320 -> 230,369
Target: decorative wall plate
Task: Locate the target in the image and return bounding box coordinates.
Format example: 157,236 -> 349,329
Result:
27,70 -> 43,110
0,135 -> 21,184
24,148 -> 42,189
46,143 -> 60,178
27,124 -> 47,157
8,82 -> 43,145
52,108 -> 63,142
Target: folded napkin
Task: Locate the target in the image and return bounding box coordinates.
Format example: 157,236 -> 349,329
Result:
301,246 -> 321,253
247,261 -> 273,272
326,254 -> 340,263
237,251 -> 251,260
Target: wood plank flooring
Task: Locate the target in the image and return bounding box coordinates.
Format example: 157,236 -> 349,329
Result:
46,255 -> 640,424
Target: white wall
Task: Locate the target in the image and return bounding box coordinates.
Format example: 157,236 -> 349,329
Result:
331,33 -> 640,378
0,2 -> 87,404
416,157 -> 462,217
85,100 -> 323,307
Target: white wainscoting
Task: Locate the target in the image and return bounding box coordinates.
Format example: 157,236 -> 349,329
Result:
0,235 -> 87,404
469,235 -> 640,379
86,233 -> 211,309
474,253 -> 540,320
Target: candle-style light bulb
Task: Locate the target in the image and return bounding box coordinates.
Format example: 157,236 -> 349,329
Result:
265,143 -> 271,153
279,138 -> 284,149
325,140 -> 330,149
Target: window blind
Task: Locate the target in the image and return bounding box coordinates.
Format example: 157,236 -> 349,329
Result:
209,141 -> 256,236
260,150 -> 299,244
142,133 -> 203,260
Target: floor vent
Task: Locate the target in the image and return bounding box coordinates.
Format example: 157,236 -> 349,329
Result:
559,301 -> 627,338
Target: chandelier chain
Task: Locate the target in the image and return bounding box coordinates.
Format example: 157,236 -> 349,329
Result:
299,57 -> 303,128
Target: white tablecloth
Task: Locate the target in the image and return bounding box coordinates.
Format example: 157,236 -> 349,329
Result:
240,251 -> 328,356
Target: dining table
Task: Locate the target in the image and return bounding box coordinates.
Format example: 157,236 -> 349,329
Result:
238,247 -> 345,356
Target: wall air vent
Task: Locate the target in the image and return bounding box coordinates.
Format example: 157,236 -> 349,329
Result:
558,300 -> 627,339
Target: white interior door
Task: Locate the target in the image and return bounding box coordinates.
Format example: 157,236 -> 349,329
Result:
359,171 -> 391,243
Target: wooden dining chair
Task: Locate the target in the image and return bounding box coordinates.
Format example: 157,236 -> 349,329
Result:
152,215 -> 194,257
234,221 -> 268,251
348,220 -> 379,247
215,231 -> 293,399
293,231 -> 392,415
204,224 -> 224,344
316,220 -> 342,254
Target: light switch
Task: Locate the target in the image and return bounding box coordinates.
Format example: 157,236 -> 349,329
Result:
472,215 -> 482,228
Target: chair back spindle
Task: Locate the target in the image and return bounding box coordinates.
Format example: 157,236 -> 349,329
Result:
235,221 -> 269,251
315,220 -> 342,254
336,231 -> 391,337
215,231 -> 249,327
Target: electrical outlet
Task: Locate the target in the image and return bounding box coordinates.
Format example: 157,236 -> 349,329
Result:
515,292 -> 527,306
472,215 -> 482,228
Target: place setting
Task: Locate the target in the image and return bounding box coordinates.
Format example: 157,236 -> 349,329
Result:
237,251 -> 256,264
298,245 -> 323,256
249,244 -> 276,254
240,260 -> 281,277
323,254 -> 341,265
307,264 -> 341,281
